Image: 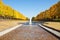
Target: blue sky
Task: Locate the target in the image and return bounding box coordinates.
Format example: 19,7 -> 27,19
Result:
3,0 -> 59,18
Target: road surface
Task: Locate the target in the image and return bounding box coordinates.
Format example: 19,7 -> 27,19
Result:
0,22 -> 59,40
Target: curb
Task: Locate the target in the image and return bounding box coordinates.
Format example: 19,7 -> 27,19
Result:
42,25 -> 60,32
39,24 -> 60,39
0,24 -> 22,36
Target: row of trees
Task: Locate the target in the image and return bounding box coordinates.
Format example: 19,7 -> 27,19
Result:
0,1 -> 28,20
32,1 -> 60,21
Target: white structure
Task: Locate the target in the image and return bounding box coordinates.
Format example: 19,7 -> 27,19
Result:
29,18 -> 32,25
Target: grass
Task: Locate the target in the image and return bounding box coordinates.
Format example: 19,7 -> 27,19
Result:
43,22 -> 60,31
0,19 -> 26,32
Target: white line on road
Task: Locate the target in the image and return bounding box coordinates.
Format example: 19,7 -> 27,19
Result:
0,24 -> 22,36
39,24 -> 60,37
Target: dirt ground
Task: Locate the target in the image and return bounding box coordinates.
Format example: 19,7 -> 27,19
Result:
43,22 -> 60,30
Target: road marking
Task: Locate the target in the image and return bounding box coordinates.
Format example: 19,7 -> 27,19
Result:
39,24 -> 60,37
0,24 -> 22,36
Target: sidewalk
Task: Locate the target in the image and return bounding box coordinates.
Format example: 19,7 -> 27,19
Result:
0,25 -> 58,40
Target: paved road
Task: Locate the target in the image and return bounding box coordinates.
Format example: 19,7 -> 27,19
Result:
0,24 -> 58,40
